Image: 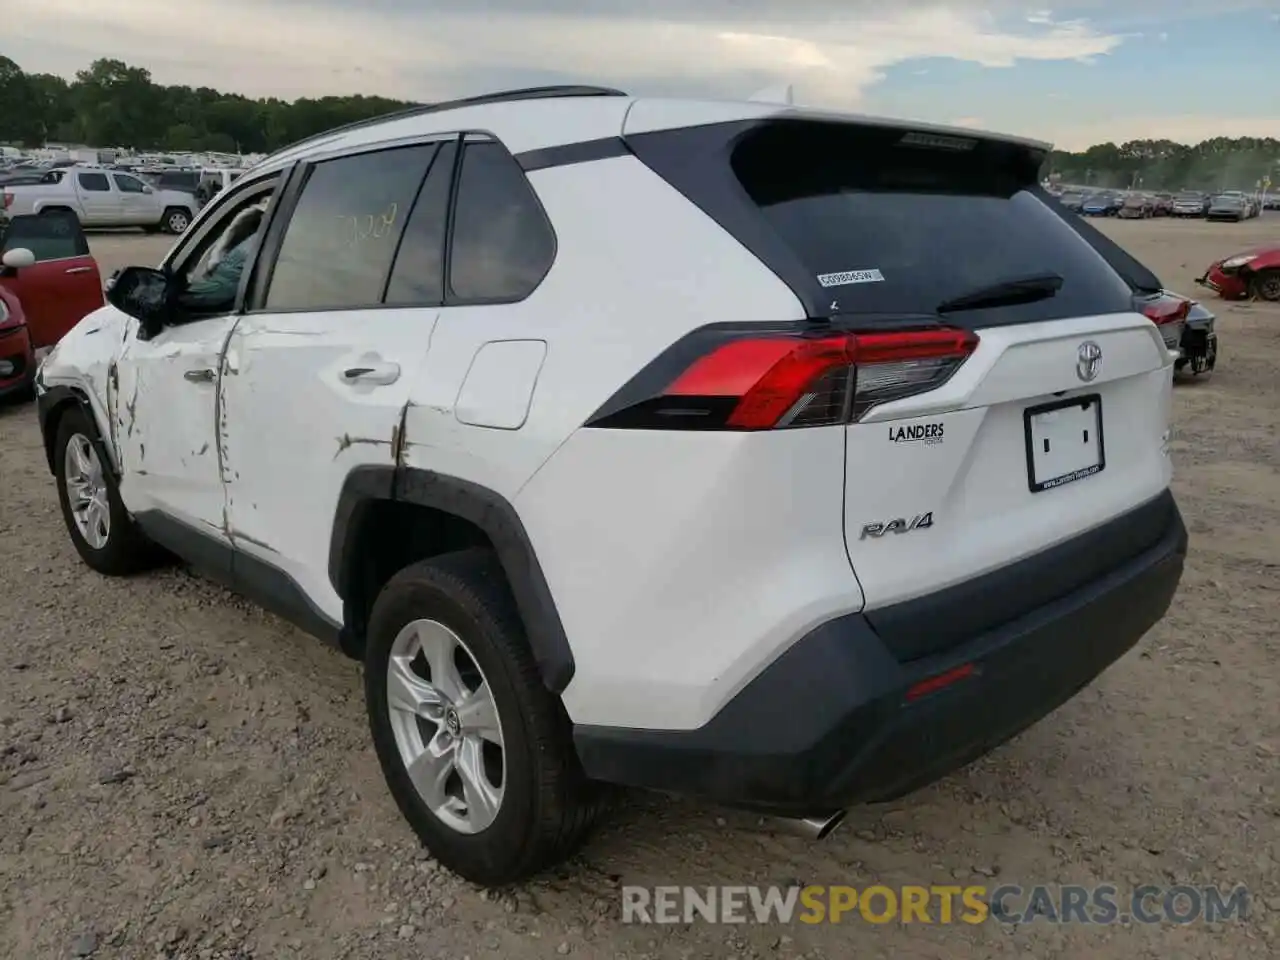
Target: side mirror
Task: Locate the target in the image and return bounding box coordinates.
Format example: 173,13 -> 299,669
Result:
142,186 -> 153,194
106,266 -> 175,339
1,247 -> 36,270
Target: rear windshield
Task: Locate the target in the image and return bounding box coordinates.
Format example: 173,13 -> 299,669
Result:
725,121 -> 1133,325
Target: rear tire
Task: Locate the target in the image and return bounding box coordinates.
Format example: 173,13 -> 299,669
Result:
364,549 -> 609,886
162,207 -> 191,234
53,406 -> 159,575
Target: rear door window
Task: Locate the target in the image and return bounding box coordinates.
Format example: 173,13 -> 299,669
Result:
77,172 -> 110,192
263,143 -> 440,311
726,121 -> 1133,326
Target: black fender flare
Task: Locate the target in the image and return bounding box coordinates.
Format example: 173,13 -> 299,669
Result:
36,383 -> 116,477
329,465 -> 575,693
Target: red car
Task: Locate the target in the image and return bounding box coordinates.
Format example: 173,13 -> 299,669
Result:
0,212 -> 105,401
1196,244 -> 1280,301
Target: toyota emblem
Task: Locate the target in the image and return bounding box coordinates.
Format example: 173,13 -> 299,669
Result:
1076,341 -> 1102,382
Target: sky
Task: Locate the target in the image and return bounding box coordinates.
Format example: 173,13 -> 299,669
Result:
9,0 -> 1280,150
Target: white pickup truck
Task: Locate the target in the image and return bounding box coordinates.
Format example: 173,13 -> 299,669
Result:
5,167 -> 197,234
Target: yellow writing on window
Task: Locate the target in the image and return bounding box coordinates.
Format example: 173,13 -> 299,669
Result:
335,202 -> 399,246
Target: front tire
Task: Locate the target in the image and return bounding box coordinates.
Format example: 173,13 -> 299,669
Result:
364,549 -> 607,886
53,407 -> 158,575
1250,269 -> 1280,302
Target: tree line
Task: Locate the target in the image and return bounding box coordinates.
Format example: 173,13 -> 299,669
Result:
2,54 -> 1278,190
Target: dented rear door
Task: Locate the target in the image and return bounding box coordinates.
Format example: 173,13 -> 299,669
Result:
219,306 -> 439,623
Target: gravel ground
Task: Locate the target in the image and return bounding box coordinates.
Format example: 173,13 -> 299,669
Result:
1,218 -> 1278,959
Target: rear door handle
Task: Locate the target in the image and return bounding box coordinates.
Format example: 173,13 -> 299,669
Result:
341,362 -> 400,386
65,266 -> 94,275
184,368 -> 216,383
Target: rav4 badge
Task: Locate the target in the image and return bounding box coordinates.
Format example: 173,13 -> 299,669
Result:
860,513 -> 934,540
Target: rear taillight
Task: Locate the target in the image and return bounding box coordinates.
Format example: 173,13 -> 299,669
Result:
1138,294 -> 1190,326
588,325 -> 979,431
1,192 -> 11,210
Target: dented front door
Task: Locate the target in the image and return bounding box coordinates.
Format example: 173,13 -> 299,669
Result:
111,313 -> 239,548
217,308 -> 438,622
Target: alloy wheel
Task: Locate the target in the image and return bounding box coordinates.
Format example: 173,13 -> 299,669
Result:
385,618 -> 506,834
64,433 -> 110,549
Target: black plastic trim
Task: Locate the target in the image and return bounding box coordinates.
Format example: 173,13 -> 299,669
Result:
329,466 -> 576,692
135,510 -> 343,646
516,137 -> 632,172
36,384 -> 112,476
867,488 -> 1177,663
573,491 -> 1187,814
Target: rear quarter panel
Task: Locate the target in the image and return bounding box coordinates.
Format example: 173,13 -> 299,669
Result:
400,153 -> 805,499
405,155 -> 859,731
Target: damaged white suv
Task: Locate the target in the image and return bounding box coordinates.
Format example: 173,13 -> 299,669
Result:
36,86 -> 1187,885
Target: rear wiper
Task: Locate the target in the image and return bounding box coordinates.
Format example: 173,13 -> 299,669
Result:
936,272 -> 1064,313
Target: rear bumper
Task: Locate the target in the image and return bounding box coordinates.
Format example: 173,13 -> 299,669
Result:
574,490 -> 1187,815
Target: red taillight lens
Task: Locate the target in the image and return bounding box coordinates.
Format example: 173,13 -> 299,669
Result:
1139,293 -> 1190,326
594,325 -> 979,431
1,192 -> 12,210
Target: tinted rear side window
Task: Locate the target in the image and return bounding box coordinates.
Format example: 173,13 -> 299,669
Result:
726,122 -> 1132,326
78,173 -> 110,192
447,141 -> 555,303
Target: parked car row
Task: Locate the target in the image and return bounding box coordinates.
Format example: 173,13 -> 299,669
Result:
1061,187 -> 1265,221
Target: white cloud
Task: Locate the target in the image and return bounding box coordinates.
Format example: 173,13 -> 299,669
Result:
10,0 -> 1121,109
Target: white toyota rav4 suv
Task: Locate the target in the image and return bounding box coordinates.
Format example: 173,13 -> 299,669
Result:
35,86 -> 1187,885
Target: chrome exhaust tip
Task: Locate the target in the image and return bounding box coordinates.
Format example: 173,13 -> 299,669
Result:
770,810 -> 847,840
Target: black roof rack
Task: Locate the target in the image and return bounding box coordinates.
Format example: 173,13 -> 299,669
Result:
265,85 -> 629,162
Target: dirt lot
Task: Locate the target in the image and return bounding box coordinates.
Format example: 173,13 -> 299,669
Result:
2,219 -> 1278,960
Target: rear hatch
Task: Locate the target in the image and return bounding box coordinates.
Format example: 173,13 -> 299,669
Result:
627,115 -> 1174,662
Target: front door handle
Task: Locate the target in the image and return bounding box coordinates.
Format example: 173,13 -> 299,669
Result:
341,362 -> 401,386
184,368 -> 216,383
65,266 -> 94,275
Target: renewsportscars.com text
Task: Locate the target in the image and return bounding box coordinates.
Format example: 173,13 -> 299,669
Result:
622,884 -> 1249,925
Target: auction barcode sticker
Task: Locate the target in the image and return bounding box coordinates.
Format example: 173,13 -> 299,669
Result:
816,269 -> 885,288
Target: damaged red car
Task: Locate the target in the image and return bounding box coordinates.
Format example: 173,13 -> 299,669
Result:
1196,245 -> 1280,301
0,212 -> 105,401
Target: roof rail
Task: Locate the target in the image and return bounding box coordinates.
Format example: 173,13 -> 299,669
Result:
263,85 -> 629,164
